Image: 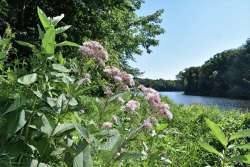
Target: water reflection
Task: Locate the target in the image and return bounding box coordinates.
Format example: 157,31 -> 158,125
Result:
160,91 -> 250,112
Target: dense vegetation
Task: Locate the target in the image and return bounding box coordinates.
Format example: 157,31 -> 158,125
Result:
0,0 -> 164,72
177,39 -> 250,99
0,2 -> 249,167
137,78 -> 183,91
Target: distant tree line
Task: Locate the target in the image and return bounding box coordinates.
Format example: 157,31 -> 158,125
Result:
177,39 -> 250,99
137,78 -> 183,91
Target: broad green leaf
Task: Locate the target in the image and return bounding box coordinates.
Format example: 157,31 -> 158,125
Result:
37,24 -> 44,40
46,97 -> 57,108
74,124 -> 90,141
7,110 -> 27,138
42,28 -> 56,55
56,41 -> 80,47
232,144 -> 250,150
40,114 -> 53,136
18,73 -> 37,85
50,14 -> 64,25
52,64 -> 70,73
73,144 -> 93,167
229,129 -> 250,141
30,159 -> 50,167
0,39 -> 10,46
199,142 -> 223,158
16,41 -> 38,53
69,97 -> 78,106
99,129 -> 123,161
232,154 -> 250,164
52,123 -> 75,136
205,118 -> 228,147
37,7 -> 51,30
55,25 -> 71,34
4,95 -> 27,115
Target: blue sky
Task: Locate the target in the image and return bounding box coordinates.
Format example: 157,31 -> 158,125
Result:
130,0 -> 250,80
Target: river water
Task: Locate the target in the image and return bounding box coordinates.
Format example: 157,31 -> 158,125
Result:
160,91 -> 250,111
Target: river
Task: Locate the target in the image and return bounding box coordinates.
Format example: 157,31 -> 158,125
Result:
160,91 -> 250,111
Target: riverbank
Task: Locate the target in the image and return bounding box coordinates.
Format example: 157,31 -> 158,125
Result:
159,97 -> 249,166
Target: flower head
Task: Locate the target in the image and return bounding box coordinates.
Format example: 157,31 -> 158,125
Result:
79,41 -> 108,65
125,100 -> 140,112
102,122 -> 113,129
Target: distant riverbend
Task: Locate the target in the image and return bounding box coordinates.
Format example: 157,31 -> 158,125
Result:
160,91 -> 250,111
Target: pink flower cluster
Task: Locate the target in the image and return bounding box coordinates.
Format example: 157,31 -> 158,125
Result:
143,117 -> 157,129
139,85 -> 173,120
77,73 -> 91,86
79,41 -> 108,65
125,100 -> 140,112
104,66 -> 135,87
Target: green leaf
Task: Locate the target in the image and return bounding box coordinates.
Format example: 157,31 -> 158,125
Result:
205,118 -> 228,147
232,143 -> 250,150
16,41 -> 38,53
73,144 -> 93,167
30,159 -> 50,167
52,123 -> 75,136
232,154 -> 250,164
99,129 -> 123,162
74,124 -> 90,142
50,14 -> 64,25
42,28 -> 56,55
4,94 -> 27,115
55,25 -> 71,34
7,110 -> 27,138
52,64 -> 70,73
56,41 -> 80,47
229,129 -> 250,141
37,24 -> 45,40
18,73 -> 37,85
37,7 -> 51,30
40,114 -> 54,136
199,142 -> 223,158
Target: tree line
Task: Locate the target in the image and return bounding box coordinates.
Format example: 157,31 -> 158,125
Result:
177,39 -> 250,99
137,78 -> 183,91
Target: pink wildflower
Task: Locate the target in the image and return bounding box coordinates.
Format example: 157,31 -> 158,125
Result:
125,100 -> 140,112
77,73 -> 91,86
102,122 -> 113,129
103,86 -> 113,97
143,118 -> 154,129
79,41 -> 108,64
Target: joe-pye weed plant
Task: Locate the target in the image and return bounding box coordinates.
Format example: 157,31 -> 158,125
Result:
0,7 -> 172,167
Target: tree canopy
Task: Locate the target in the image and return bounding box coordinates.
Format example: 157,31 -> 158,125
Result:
0,0 -> 164,70
177,39 -> 250,99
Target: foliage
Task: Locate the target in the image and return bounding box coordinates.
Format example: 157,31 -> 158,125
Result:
0,0 -> 164,71
0,8 -> 170,167
137,78 -> 183,91
177,39 -> 250,99
200,118 -> 250,166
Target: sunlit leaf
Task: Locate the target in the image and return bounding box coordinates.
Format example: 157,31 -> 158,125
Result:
50,14 -> 64,25
55,25 -> 71,34
232,154 -> 250,164
42,28 -> 56,55
37,7 -> 51,30
52,64 -> 70,73
52,123 -> 75,136
73,144 -> 93,167
56,41 -> 80,47
205,118 -> 228,147
18,73 -> 37,85
29,159 -> 50,167
229,129 -> 250,141
199,142 -> 223,158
